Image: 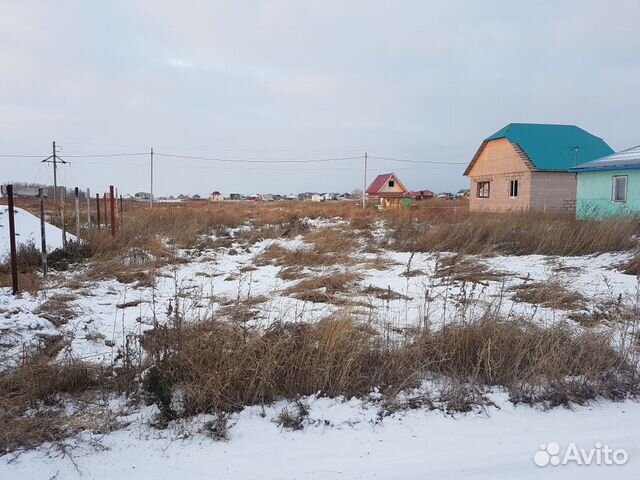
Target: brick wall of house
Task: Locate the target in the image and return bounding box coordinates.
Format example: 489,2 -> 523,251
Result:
529,171 -> 577,213
467,138 -> 533,212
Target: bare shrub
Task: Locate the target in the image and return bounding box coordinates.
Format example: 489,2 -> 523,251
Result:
276,400 -> 309,431
202,414 -> 230,441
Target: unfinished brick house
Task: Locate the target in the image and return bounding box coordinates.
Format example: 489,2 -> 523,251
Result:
464,123 -> 613,213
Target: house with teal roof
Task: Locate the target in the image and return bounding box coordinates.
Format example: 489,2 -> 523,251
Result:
464,123 -> 613,213
570,145 -> 640,218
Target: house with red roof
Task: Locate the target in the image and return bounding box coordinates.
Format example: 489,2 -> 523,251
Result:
366,173 -> 409,208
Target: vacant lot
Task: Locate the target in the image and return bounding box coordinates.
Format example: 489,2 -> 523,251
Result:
1,200 -> 640,457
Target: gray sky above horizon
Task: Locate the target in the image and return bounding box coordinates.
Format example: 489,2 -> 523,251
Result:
1,0 -> 639,196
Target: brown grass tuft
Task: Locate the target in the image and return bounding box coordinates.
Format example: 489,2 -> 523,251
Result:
510,280 -> 586,311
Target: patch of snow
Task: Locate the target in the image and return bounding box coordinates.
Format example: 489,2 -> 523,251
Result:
2,394 -> 640,479
0,206 -> 76,259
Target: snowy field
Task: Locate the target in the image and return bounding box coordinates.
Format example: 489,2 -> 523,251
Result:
1,211 -> 639,478
2,395 -> 639,480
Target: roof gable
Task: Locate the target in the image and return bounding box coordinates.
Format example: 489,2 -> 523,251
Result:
465,123 -> 613,175
366,173 -> 408,194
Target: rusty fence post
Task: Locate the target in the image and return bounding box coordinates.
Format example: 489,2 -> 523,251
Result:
110,185 -> 116,237
74,187 -> 80,239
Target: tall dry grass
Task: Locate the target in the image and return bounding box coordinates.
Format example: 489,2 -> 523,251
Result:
77,201 -> 640,259
142,314 -> 638,417
384,208 -> 640,255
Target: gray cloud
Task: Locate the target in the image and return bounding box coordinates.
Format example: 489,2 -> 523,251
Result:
1,0 -> 639,196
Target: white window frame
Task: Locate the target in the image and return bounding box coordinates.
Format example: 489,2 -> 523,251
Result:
388,180 -> 395,188
612,175 -> 628,203
509,179 -> 519,198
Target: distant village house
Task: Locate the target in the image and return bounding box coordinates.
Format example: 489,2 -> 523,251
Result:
366,173 -> 409,208
209,191 -> 224,202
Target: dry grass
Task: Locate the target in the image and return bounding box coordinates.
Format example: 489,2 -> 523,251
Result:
140,313 -> 638,418
386,209 -> 640,256
621,251 -> 640,276
0,356 -> 106,455
257,244 -> 357,269
283,272 -> 362,305
435,255 -> 505,284
361,285 -> 412,301
302,228 -> 360,254
510,280 -> 586,311
34,294 -> 79,327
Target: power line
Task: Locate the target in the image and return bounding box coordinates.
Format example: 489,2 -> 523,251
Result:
0,154 -> 48,157
154,152 -> 363,164
61,152 -> 149,158
368,155 -> 467,165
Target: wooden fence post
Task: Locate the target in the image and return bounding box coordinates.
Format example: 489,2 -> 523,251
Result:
61,188 -> 67,251
39,188 -> 48,277
6,185 -> 18,295
86,188 -> 92,228
119,195 -> 124,229
74,187 -> 80,239
96,194 -> 101,230
110,185 -> 116,237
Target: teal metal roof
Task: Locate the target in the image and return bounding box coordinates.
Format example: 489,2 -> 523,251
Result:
484,123 -> 613,171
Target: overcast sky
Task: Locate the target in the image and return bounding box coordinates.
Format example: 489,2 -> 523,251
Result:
1,1 -> 639,196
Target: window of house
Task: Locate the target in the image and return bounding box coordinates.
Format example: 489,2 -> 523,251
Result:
388,180 -> 395,188
477,181 -> 490,198
612,175 -> 627,203
509,180 -> 519,198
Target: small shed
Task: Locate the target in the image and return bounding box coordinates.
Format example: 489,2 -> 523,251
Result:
366,173 -> 409,208
570,145 -> 640,218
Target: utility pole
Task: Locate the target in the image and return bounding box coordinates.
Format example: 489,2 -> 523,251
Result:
42,142 -> 68,248
42,141 -> 67,203
150,147 -> 154,208
362,152 -> 368,209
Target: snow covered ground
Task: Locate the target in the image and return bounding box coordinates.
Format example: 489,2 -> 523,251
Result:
1,231 -> 637,368
1,216 -> 639,478
2,394 -> 639,479
0,206 -> 76,259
